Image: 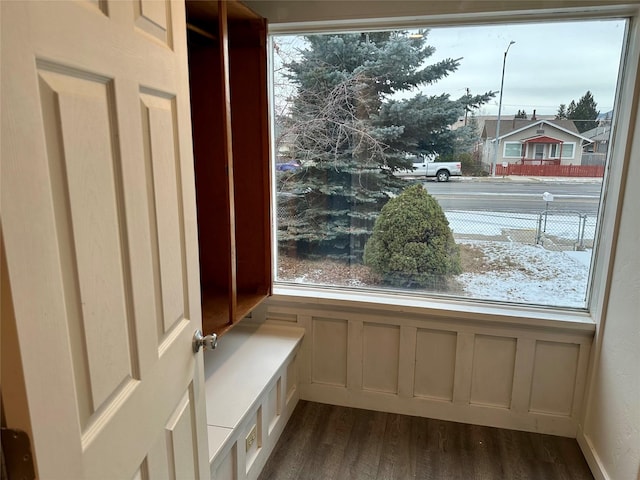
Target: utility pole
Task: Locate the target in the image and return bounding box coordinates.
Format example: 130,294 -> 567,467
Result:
492,41 -> 515,177
464,87 -> 470,126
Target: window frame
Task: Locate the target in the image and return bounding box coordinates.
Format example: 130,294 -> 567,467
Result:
503,141 -> 525,158
267,3 -> 640,326
561,142 -> 577,159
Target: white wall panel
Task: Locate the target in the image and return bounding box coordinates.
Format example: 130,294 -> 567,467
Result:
312,317 -> 348,386
286,355 -> 297,406
530,341 -> 579,415
267,298 -> 593,437
362,323 -> 400,394
265,378 -> 281,435
414,329 -> 457,401
470,335 -> 517,408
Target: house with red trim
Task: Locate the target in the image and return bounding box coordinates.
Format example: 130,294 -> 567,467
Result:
481,118 -> 594,168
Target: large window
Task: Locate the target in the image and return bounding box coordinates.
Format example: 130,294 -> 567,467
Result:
271,19 -> 626,310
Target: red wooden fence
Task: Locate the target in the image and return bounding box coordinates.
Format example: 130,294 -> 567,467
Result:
496,164 -> 605,177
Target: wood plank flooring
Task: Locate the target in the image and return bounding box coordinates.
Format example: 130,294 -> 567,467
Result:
258,401 -> 593,480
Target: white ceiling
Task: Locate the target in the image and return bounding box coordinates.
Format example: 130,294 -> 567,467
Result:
243,0 -> 640,31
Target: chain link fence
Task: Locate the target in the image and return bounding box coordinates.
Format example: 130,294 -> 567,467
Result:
277,193 -> 596,252
445,210 -> 596,251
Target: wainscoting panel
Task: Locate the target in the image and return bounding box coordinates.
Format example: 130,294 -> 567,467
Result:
470,335 -> 517,408
311,317 -> 348,386
414,329 -> 457,401
265,295 -> 594,437
362,323 -> 400,394
530,341 -> 580,416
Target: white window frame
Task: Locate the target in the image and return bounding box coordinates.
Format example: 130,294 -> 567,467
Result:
267,3 -> 639,328
503,141 -> 525,158
560,142 -> 577,159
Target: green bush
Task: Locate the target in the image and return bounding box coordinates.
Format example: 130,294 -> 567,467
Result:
363,184 -> 461,288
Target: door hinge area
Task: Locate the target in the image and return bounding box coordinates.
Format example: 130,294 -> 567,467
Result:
1,428 -> 35,480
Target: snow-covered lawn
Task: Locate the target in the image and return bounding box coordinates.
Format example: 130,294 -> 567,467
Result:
278,209 -> 596,309
447,210 -> 594,307
455,240 -> 591,308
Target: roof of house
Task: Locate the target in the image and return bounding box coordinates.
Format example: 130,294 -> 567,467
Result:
521,134 -> 564,144
451,114 -> 555,132
482,119 -> 580,139
581,125 -> 611,142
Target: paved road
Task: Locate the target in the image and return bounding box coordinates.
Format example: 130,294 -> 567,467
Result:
419,178 -> 602,214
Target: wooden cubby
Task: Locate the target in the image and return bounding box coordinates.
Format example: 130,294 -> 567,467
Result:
186,0 -> 272,336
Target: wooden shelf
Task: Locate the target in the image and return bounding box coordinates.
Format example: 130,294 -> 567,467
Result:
201,289 -> 270,336
201,290 -> 233,336
237,290 -> 270,318
186,0 -> 272,337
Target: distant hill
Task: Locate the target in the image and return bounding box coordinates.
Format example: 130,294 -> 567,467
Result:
597,110 -> 613,121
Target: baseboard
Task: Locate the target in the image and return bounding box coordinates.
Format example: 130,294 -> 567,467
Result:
577,429 -> 608,480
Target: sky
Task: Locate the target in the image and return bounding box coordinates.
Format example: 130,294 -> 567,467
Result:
274,18 -> 627,118
403,19 -> 627,117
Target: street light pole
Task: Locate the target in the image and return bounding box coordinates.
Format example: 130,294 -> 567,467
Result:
492,40 -> 515,177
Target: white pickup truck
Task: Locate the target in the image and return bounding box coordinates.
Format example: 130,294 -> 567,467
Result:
396,160 -> 462,182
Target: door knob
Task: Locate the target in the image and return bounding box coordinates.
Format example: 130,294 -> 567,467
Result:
193,330 -> 218,353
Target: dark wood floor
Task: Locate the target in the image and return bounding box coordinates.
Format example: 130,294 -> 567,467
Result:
259,401 -> 593,480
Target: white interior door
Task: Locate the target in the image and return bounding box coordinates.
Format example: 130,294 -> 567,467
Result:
1,1 -> 209,478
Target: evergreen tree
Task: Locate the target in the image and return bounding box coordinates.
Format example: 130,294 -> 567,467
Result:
556,103 -> 567,119
278,31 -> 494,261
452,113 -> 480,156
567,91 -> 599,132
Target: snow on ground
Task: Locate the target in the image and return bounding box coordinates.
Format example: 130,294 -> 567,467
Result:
280,208 -> 596,309
563,249 -> 593,268
443,210 -> 594,307
281,239 -> 592,308
456,240 -> 590,308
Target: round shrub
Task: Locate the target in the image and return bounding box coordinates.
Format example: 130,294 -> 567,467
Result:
363,184 -> 461,288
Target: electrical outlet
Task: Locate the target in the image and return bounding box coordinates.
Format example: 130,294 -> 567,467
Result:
245,424 -> 257,452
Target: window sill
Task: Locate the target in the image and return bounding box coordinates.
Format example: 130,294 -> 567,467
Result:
271,284 -> 595,333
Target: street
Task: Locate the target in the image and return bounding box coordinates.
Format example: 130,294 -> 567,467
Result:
420,178 -> 603,215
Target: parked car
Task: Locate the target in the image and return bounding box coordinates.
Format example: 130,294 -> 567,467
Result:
275,161 -> 301,172
395,159 -> 462,182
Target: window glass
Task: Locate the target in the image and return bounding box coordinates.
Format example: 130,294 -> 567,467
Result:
272,19 -> 626,309
504,142 -> 524,157
561,143 -> 575,158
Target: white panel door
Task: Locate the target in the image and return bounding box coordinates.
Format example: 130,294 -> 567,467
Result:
1,1 -> 209,478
